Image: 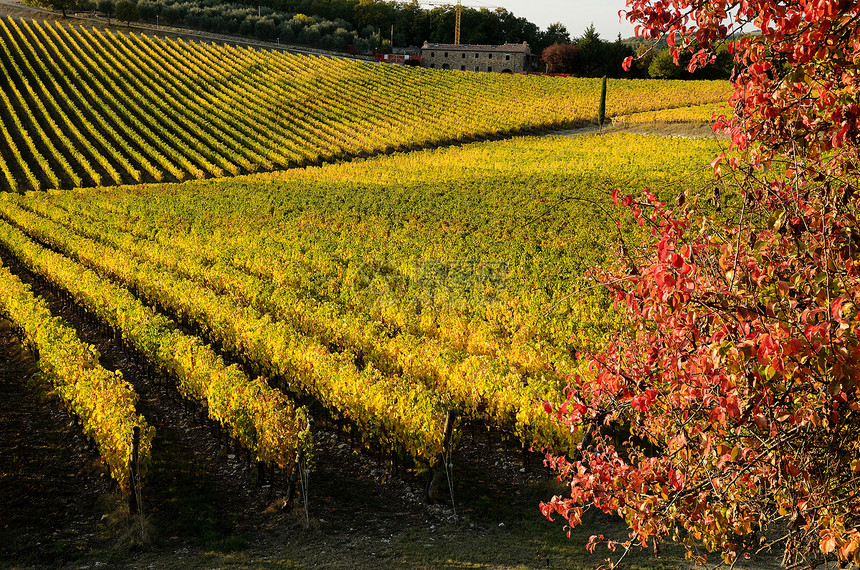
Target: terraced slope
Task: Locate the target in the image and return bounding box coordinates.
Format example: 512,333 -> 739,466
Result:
0,133 -> 725,454
0,17 -> 730,192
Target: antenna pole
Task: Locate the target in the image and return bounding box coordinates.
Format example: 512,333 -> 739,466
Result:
454,0 -> 461,44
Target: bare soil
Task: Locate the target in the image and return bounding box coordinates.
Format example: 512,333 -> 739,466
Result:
0,320 -> 121,565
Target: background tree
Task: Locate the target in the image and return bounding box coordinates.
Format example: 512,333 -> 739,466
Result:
495,8 -> 541,48
603,34 -> 637,77
541,42 -> 577,74
573,24 -> 604,76
424,4 -> 540,47
353,0 -> 393,33
647,47 -> 682,78
46,0 -> 77,17
693,42 -> 731,79
542,1 -> 860,568
541,22 -> 570,47
158,1 -> 183,25
114,0 -> 139,25
136,0 -> 159,21
96,0 -> 559,52
96,0 -> 114,20
562,25 -> 635,78
25,0 -> 90,16
648,43 -> 731,79
630,42 -> 655,78
393,0 -> 427,48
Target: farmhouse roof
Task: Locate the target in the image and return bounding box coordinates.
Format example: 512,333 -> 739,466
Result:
421,41 -> 532,54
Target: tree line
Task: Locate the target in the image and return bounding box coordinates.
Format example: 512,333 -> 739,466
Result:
233,0 -> 562,52
30,0 -> 628,60
542,24 -> 732,79
30,0 -> 733,78
31,0 -> 382,52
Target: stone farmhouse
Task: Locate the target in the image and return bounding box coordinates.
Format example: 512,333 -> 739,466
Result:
419,42 -> 537,73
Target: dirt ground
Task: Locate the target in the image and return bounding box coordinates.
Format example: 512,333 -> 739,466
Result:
549,120 -> 729,140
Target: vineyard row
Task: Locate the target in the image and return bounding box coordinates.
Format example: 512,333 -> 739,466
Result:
0,17 -> 731,192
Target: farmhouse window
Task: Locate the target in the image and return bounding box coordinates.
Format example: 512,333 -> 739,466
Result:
460,65 -> 465,70
462,53 -> 466,58
487,66 -> 492,72
444,52 -> 448,57
488,54 -> 492,59
475,53 -> 479,58
431,51 -> 435,57
505,54 -> 510,60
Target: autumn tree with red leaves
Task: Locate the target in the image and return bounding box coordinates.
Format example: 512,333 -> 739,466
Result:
542,42 -> 579,74
541,1 -> 860,567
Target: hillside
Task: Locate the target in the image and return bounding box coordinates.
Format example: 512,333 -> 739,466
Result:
0,129 -> 729,568
0,131 -> 725,461
0,17 -> 730,192
0,18 -> 743,569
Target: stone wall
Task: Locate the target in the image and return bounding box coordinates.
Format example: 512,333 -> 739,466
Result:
419,45 -> 531,73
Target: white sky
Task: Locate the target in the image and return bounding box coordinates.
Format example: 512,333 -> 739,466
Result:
469,0 -> 636,39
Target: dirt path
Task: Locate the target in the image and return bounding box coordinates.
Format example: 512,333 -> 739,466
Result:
548,120 -> 729,140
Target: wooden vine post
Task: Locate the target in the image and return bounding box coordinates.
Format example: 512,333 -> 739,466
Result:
286,415 -> 313,508
426,409 -> 456,503
128,426 -> 141,514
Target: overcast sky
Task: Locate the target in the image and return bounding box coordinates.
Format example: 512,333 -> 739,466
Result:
468,0 -> 636,39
